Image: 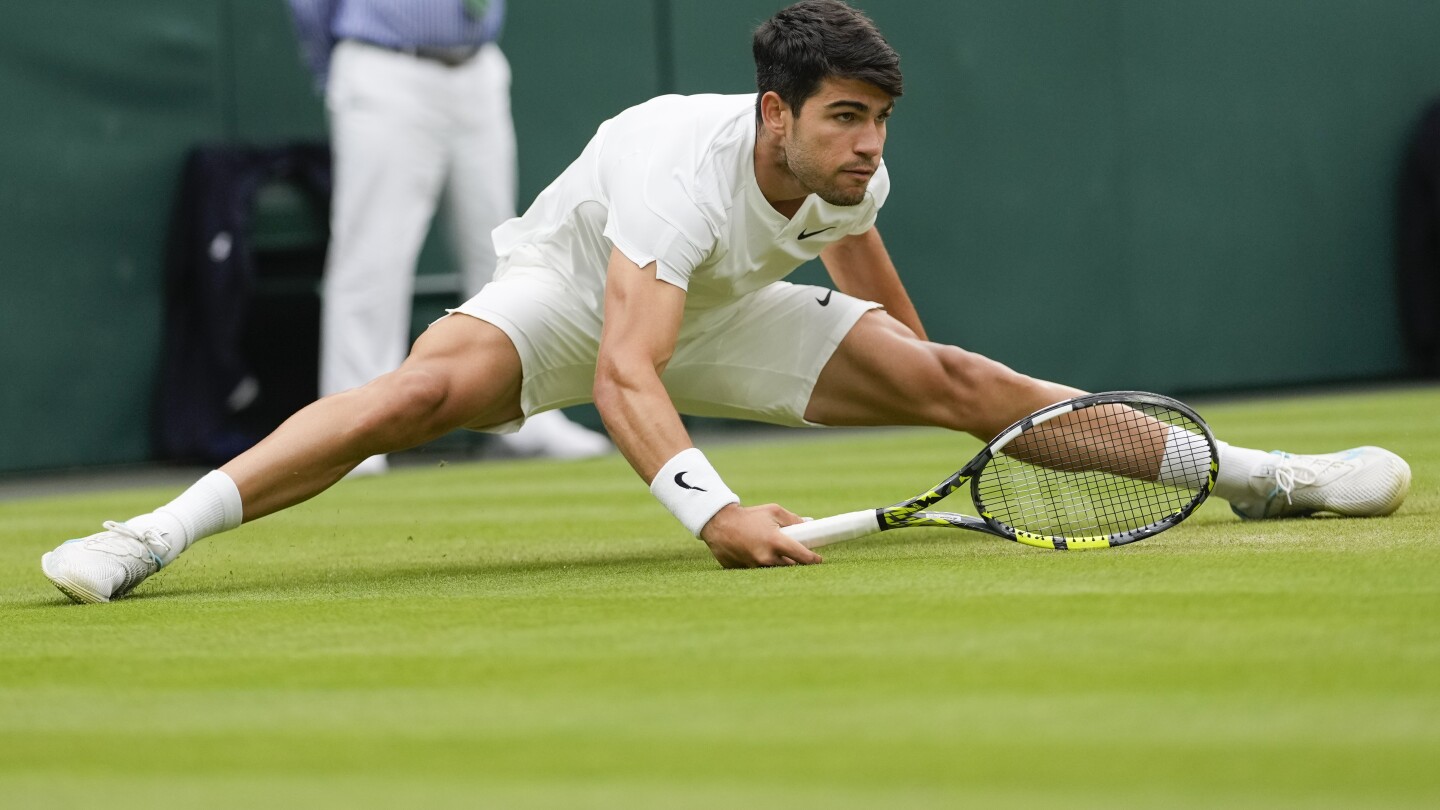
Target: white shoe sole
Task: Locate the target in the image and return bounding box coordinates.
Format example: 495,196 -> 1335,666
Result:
40,553 -> 109,604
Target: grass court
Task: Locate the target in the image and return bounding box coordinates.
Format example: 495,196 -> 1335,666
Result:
2,386 -> 1437,808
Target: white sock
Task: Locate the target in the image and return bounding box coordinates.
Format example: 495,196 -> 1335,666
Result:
1157,425 -> 1212,490
126,470 -> 244,565
1214,442 -> 1274,501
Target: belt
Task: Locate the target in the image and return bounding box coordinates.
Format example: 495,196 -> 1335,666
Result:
354,40 -> 482,67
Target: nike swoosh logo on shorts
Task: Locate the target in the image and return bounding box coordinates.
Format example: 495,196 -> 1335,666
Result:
797,227 -> 835,240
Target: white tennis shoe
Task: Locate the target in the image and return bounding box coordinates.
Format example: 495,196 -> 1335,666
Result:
1229,447 -> 1411,519
41,520 -> 174,604
497,410 -> 613,460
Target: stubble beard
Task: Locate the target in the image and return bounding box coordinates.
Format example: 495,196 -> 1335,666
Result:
782,140 -> 868,207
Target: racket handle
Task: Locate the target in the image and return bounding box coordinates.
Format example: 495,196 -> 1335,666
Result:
781,510 -> 883,548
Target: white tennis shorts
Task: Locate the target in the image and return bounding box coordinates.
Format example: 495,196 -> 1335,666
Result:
449,259 -> 879,433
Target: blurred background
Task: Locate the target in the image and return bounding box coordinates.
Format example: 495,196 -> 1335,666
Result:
2,0 -> 1439,475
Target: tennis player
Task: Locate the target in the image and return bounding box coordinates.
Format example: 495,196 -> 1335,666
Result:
43,0 -> 1410,602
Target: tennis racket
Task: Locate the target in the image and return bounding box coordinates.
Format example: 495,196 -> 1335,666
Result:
781,391 -> 1217,550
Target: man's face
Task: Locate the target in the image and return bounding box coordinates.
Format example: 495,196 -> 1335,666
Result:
780,77 -> 893,206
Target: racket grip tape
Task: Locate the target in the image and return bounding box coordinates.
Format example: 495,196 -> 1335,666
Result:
780,510 -> 883,548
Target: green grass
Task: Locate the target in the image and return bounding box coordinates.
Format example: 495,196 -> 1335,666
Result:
2,386 -> 1438,809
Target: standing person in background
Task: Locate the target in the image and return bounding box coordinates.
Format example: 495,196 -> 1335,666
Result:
287,0 -> 612,475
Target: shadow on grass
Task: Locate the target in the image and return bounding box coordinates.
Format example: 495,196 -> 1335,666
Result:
23,543 -> 805,607
20,514 -> 1308,609
186,537 -> 957,599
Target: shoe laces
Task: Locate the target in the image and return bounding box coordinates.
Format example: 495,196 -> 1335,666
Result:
89,520 -> 172,568
1268,453 -> 1345,505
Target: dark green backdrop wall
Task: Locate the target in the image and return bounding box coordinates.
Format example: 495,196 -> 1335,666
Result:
2,1 -> 1437,473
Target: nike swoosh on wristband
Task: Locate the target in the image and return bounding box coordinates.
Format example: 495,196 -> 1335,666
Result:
674,471 -> 707,492
797,227 -> 835,240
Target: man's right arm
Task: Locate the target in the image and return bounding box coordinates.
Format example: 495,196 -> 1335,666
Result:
591,247 -> 821,568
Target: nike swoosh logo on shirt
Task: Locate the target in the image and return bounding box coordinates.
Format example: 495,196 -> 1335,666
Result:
816,289 -> 833,306
797,227 -> 836,240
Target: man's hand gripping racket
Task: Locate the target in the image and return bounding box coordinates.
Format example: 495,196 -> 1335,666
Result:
781,391 -> 1217,551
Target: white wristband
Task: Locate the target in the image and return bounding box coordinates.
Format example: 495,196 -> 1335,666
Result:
650,448 -> 740,537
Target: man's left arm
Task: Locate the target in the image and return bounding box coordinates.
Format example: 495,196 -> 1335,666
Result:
819,226 -> 927,340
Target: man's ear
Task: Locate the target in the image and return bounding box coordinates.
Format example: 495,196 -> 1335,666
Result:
759,91 -> 791,137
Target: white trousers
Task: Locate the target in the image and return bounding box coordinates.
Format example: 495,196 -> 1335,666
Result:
320,39 -> 517,397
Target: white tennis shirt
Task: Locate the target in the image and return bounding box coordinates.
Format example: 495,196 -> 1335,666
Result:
491,92 -> 890,310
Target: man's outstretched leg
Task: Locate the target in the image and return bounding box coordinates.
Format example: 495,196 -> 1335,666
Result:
805,310 -> 1411,519
41,315 -> 526,603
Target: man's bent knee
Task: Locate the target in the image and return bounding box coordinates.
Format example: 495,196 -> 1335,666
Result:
345,368 -> 459,447
926,346 -> 1078,438
920,347 -> 1024,433
808,311 -> 1075,435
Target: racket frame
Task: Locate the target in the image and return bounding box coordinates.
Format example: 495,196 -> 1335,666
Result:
784,391 -> 1218,551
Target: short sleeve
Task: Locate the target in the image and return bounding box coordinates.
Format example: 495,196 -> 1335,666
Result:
601,148 -> 718,290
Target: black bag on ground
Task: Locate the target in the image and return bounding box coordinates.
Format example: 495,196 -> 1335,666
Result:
1397,98 -> 1440,378
155,143 -> 331,464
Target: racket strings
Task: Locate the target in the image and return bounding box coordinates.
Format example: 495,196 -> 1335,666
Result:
976,404 -> 1211,538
